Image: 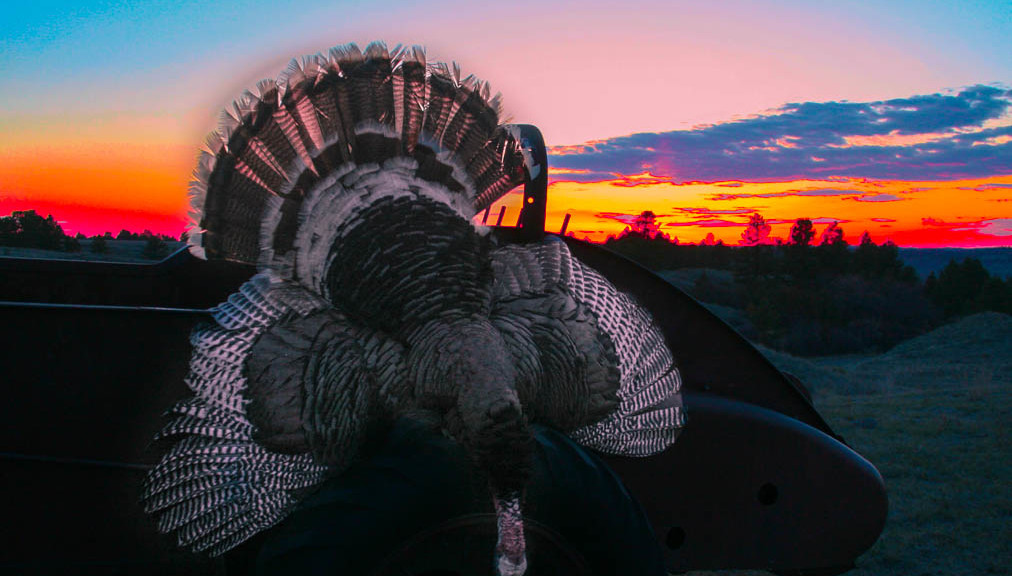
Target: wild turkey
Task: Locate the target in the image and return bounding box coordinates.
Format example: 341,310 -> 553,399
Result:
142,41 -> 686,576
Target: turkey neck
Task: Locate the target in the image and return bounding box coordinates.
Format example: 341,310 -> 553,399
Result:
406,317 -> 533,575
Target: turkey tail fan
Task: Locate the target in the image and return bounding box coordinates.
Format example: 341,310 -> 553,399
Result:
188,41 -> 529,280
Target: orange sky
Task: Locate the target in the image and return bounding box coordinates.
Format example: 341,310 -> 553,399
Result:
472,174 -> 1012,248
2,1 -> 1009,247
2,133 -> 1010,247
0,112 -> 193,236
3,87 -> 1007,246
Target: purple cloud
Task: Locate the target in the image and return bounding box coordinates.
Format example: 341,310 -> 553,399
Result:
547,170 -> 617,183
594,212 -> 640,225
671,207 -> 756,216
664,218 -> 744,228
958,183 -> 1012,191
973,219 -> 1012,237
919,217 -> 1012,237
709,187 -> 863,201
853,193 -> 905,202
550,85 -> 1012,182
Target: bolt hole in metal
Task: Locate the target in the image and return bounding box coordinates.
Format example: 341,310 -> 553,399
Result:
758,483 -> 779,506
665,526 -> 686,550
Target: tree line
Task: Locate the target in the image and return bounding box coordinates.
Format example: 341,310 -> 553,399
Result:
0,210 -> 181,260
602,211 -> 1012,355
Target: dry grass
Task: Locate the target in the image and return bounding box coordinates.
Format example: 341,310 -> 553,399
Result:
738,313 -> 1012,576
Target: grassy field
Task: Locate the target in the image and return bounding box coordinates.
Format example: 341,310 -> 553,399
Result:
0,240 -> 186,263
687,312 -> 1011,576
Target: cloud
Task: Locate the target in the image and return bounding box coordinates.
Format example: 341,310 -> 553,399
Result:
920,217 -> 1012,238
853,193 -> 905,202
664,218 -> 743,228
956,218 -> 1012,237
671,207 -> 755,216
547,169 -> 618,183
593,212 -> 659,225
762,217 -> 849,226
958,182 -> 1012,191
709,187 -> 863,201
872,218 -> 897,222
975,217 -> 1011,235
549,85 -> 1012,182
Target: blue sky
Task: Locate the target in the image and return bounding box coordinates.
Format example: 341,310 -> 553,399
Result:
1,0 -> 1009,245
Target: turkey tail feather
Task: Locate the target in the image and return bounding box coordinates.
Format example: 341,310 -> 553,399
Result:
188,41 -> 527,271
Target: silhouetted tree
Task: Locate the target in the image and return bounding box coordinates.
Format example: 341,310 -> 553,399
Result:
740,213 -> 771,246
90,235 -> 109,254
116,229 -> 137,241
0,210 -> 68,250
927,257 -> 993,317
630,211 -> 659,238
977,277 -> 1012,315
819,222 -> 845,246
142,236 -> 170,260
788,218 -> 815,246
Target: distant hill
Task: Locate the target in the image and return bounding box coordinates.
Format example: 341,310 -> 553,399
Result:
898,247 -> 1012,279
755,311 -> 1012,396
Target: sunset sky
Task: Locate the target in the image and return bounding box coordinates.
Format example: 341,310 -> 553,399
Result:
2,0 -> 1010,247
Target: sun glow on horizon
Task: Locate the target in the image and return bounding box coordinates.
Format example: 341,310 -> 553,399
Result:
540,174 -> 1012,248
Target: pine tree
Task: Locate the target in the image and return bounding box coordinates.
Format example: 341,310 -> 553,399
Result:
740,213 -> 771,246
788,218 -> 815,246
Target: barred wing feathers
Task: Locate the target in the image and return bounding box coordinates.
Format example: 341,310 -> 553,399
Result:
490,238 -> 686,456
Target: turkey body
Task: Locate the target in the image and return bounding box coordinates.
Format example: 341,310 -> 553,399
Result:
142,41 -> 684,576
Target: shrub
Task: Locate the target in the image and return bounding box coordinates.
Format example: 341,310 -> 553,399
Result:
90,236 -> 109,254
141,236 -> 170,260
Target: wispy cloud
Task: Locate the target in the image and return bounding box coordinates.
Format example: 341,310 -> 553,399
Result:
921,217 -> 1012,237
710,188 -> 865,201
664,218 -> 743,228
549,85 -> 1012,182
974,218 -> 1012,237
958,182 -> 1012,191
671,207 -> 756,216
853,193 -> 905,202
